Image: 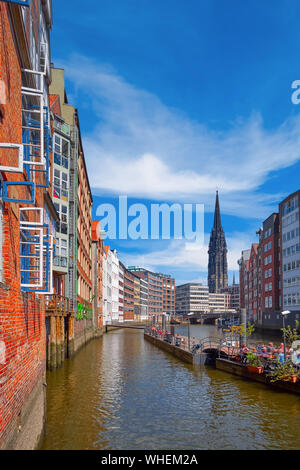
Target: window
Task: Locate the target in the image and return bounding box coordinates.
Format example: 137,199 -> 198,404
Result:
56,238 -> 67,257
283,197 -> 298,216
6,0 -> 30,5
53,133 -> 70,169
53,169 -> 68,199
54,202 -> 68,235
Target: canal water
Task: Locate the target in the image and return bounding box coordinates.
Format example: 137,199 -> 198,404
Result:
41,326 -> 300,450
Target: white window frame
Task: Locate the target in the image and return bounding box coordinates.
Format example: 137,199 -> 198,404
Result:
0,143 -> 24,173
20,227 -> 44,289
20,207 -> 44,227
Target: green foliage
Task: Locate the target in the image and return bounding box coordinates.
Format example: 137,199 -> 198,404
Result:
232,323 -> 255,337
281,320 -> 300,347
269,360 -> 298,383
246,351 -> 263,367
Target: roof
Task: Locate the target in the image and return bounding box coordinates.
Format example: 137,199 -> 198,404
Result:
104,246 -> 110,258
49,94 -> 61,115
92,220 -> 101,242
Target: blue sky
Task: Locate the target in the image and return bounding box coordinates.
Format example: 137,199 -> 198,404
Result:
51,0 -> 300,285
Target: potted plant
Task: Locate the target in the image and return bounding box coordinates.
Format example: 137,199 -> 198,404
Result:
269,360 -> 299,383
281,320 -> 300,347
246,351 -> 264,374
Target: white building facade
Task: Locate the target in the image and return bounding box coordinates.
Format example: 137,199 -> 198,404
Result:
111,249 -> 120,323
103,247 -> 112,325
280,192 -> 300,316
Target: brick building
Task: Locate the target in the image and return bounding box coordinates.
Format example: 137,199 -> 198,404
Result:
259,213 -> 281,327
128,267 -> 163,320
0,0 -> 53,449
245,243 -> 259,323
128,267 -> 175,321
239,189 -> 300,330
133,275 -> 141,320
160,274 -> 175,316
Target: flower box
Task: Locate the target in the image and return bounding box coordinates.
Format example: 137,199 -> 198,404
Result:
288,375 -> 299,383
247,365 -> 264,374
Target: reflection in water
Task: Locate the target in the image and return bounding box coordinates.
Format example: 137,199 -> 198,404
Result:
41,327 -> 300,450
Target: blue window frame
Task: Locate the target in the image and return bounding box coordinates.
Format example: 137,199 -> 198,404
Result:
1,181 -> 35,204
2,0 -> 30,6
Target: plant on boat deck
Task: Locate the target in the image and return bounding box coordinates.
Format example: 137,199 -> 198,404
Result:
269,360 -> 299,383
281,320 -> 300,347
246,351 -> 263,367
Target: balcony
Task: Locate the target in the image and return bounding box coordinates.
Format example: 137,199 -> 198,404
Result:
53,255 -> 68,268
54,120 -> 71,137
45,295 -> 70,317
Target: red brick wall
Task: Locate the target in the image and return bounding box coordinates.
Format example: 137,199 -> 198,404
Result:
0,4 -> 46,447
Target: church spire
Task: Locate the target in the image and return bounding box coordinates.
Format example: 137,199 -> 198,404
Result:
208,191 -> 228,293
213,191 -> 222,230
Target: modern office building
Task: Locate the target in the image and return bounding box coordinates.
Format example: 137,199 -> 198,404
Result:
208,292 -> 231,312
176,283 -> 209,314
176,283 -> 232,314
280,191 -> 300,322
221,275 -> 240,311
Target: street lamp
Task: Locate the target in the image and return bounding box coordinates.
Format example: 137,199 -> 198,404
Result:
282,310 -> 291,362
187,312 -> 193,351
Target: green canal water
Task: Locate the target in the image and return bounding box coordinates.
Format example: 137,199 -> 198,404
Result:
41,326 -> 300,450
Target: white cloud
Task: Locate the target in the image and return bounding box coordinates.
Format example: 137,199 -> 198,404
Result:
119,231 -> 255,279
60,55 -> 300,218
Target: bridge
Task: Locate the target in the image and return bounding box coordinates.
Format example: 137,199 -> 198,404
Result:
106,323 -> 146,331
194,337 -> 239,358
179,311 -> 240,325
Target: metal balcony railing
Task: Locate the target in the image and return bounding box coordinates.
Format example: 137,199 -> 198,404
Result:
45,294 -> 70,316
53,256 -> 68,268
